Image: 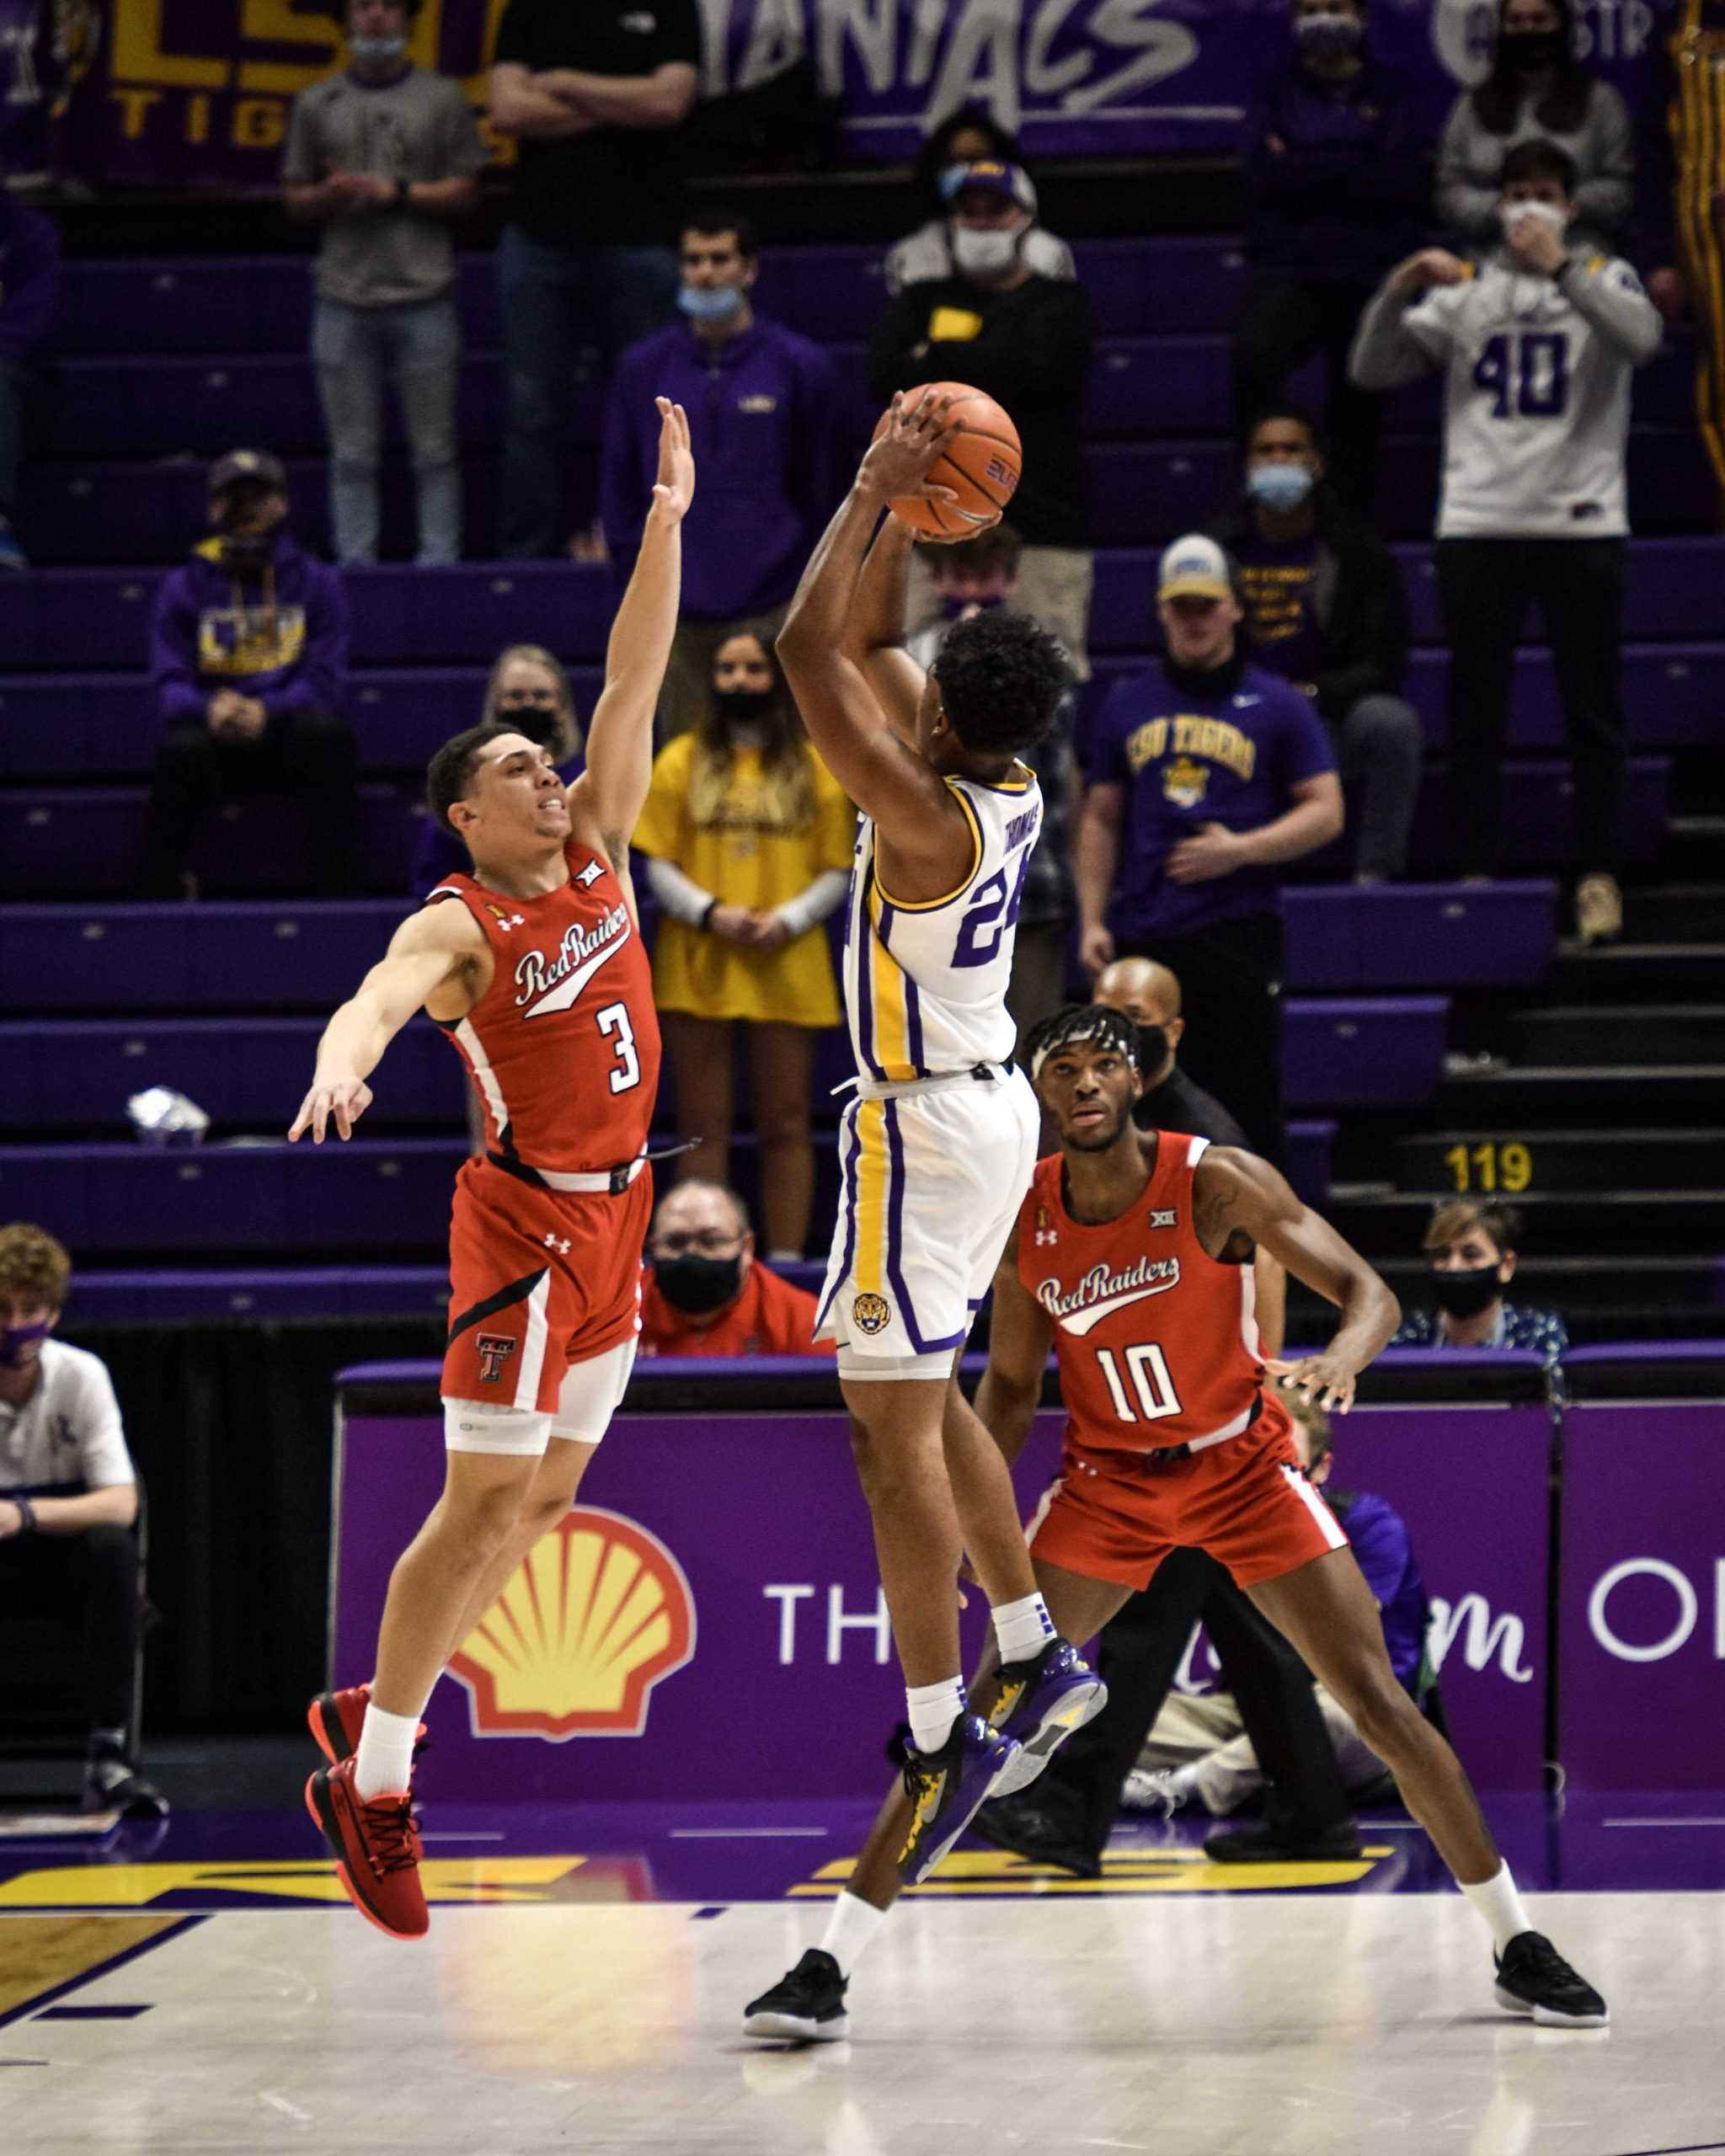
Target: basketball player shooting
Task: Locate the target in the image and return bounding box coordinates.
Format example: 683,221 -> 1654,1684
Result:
745,1004 -> 1605,2039
286,398 -> 694,1941
775,392 -> 1105,1895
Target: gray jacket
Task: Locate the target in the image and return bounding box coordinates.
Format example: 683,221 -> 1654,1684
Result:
1435,80 -> 1633,259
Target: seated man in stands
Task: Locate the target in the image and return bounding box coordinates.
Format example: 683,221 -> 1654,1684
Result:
0,1223 -> 164,1818
1391,1198 -> 1567,1367
0,184 -> 60,571
1127,1390 -> 1432,1818
136,450 -> 357,898
638,1180 -> 835,1358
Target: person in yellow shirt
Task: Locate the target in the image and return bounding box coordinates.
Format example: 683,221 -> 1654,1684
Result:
633,630 -> 856,1258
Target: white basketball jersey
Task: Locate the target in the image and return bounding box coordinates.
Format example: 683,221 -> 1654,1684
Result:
841,769 -> 1043,1080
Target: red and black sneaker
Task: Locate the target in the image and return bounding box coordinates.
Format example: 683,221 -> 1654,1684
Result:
305,1756 -> 429,1941
307,1684 -> 425,1768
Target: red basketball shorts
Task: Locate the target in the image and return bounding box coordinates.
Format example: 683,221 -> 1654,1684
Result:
1027,1416 -> 1348,1592
441,1156 -> 652,1415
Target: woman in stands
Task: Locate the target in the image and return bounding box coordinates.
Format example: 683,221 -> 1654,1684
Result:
884,104 -> 1074,295
414,643 -> 582,890
1437,0 -> 1634,257
633,630 -> 855,1261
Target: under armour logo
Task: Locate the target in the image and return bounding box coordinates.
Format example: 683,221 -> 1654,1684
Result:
575,860 -> 606,888
503,912 -> 525,928
1034,1228 -> 1058,1246
1148,1209 -> 1177,1229
543,1233 -> 571,1255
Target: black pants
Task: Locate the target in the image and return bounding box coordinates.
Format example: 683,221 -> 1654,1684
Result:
0,1524 -> 142,1737
1434,536 -> 1628,876
136,706 -> 361,895
1041,1548 -> 1354,1861
1120,914 -> 1284,1161
1231,273 -> 1386,513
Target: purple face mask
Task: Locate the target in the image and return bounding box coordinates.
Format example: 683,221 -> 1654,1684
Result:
0,1320 -> 51,1367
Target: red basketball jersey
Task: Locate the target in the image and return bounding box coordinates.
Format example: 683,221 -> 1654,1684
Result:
1019,1133 -> 1290,1457
428,838 -> 660,1175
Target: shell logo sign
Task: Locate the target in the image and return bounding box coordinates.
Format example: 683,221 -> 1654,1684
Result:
448,1506 -> 696,1740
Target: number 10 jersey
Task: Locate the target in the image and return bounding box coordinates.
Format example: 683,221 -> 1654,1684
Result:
841,767 -> 1043,1082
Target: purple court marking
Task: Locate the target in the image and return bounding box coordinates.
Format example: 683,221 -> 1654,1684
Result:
34,2004 -> 152,2021
0,1914 -> 208,2031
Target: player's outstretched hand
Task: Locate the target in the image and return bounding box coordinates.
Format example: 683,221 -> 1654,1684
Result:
649,397 -> 695,524
288,1075 -> 374,1144
859,389 -> 963,510
1266,1354 -> 1359,1416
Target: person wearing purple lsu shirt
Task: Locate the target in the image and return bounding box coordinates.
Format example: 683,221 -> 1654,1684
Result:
1075,535 -> 1343,1158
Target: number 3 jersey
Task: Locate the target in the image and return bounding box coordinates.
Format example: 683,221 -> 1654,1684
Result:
1021,1132 -> 1293,1458
428,837 -> 660,1176
1396,248 -> 1660,538
841,768 -> 1042,1081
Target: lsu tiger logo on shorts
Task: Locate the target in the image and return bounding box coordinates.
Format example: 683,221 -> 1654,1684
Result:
852,1292 -> 891,1336
475,1332 -> 517,1384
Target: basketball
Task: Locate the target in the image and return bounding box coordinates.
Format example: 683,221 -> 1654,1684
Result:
871,381 -> 1023,538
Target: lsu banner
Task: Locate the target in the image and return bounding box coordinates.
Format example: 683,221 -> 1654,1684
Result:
77,0 -> 1673,192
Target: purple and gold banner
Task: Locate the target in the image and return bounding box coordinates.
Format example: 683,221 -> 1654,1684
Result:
331,1396 -> 1554,1803
80,1 -> 1672,192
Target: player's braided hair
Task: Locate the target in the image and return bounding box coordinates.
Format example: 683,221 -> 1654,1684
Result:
1023,1003 -> 1141,1082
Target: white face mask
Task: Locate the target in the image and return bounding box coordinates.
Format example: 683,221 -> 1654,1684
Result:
1498,199 -> 1568,238
951,225 -> 1020,280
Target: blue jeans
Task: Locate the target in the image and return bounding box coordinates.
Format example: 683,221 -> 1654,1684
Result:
312,295 -> 462,566
497,226 -> 679,558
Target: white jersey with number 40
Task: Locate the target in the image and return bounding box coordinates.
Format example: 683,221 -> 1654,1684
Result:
840,768 -> 1042,1082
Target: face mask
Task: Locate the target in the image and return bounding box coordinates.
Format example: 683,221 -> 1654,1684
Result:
1295,11 -> 1364,59
1431,1262 -> 1503,1319
1498,29 -> 1565,69
350,33 -> 408,66
654,1253 -> 743,1315
713,686 -> 775,724
0,1320 -> 51,1368
678,283 -> 745,323
1247,462 -> 1316,512
951,225 -> 1020,280
1498,198 -> 1567,240
939,590 -> 1005,620
219,531 -> 274,577
500,703 -> 563,750
1135,1022 -> 1170,1074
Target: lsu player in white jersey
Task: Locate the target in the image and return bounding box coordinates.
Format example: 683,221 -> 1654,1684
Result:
773,394 -> 1105,1924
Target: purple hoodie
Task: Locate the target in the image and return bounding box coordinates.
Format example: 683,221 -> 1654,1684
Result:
149,535 -> 350,735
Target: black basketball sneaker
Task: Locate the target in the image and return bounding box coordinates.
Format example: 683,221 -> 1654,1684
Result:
1493,1931 -> 1610,2027
743,1949 -> 849,2043
897,1713 -> 1022,1885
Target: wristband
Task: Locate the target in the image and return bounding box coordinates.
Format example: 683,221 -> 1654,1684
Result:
13,1494 -> 36,1535
700,897 -> 719,931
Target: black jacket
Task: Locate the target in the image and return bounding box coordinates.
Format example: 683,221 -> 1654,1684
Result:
1132,1065 -> 1251,1150
1205,489 -> 1410,721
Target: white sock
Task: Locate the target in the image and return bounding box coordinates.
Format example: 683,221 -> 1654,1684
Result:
1461,1861 -> 1532,1954
905,1676 -> 966,1756
992,1591 -> 1055,1667
819,1891 -> 886,1979
353,1701 -> 422,1801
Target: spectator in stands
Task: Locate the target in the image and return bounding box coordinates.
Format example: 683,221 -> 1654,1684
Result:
1206,406 -> 1421,883
1075,535 -> 1343,1158
869,158 -> 1096,676
1126,1390 -> 1431,1817
906,525 -> 1076,1040
632,630 -> 854,1259
1231,0 -> 1421,511
1350,138 -> 1661,944
0,184 -> 60,571
601,208 -> 843,740
639,1181 -> 835,1358
1437,0 -> 1633,259
885,104 -> 1075,295
136,451 -> 357,899
414,643 -> 584,891
0,1223 -> 163,1818
1391,1198 -> 1568,1364
284,0 -> 485,568
489,0 -> 701,559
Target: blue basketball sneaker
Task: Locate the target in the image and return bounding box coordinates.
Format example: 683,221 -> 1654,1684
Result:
897,1714 -> 1022,1885
985,1637 -> 1108,1796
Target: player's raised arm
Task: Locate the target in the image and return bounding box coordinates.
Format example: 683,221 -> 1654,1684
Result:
838,508 -> 928,746
568,397 -> 694,874
777,394 -> 977,858
1195,1146 -> 1401,1413
288,901 -> 484,1143
973,1220 -> 1055,1470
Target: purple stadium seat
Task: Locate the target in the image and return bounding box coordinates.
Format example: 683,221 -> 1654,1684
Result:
1284,997 -> 1449,1107
68,1266 -> 454,1324
1410,755 -> 1669,867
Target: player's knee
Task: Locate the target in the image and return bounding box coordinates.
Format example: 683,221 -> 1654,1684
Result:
520,1486 -> 574,1540
1342,1673 -> 1423,1761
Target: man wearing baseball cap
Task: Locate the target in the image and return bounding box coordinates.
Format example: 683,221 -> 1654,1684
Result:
136,449 -> 357,897
1074,533 -> 1343,1157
